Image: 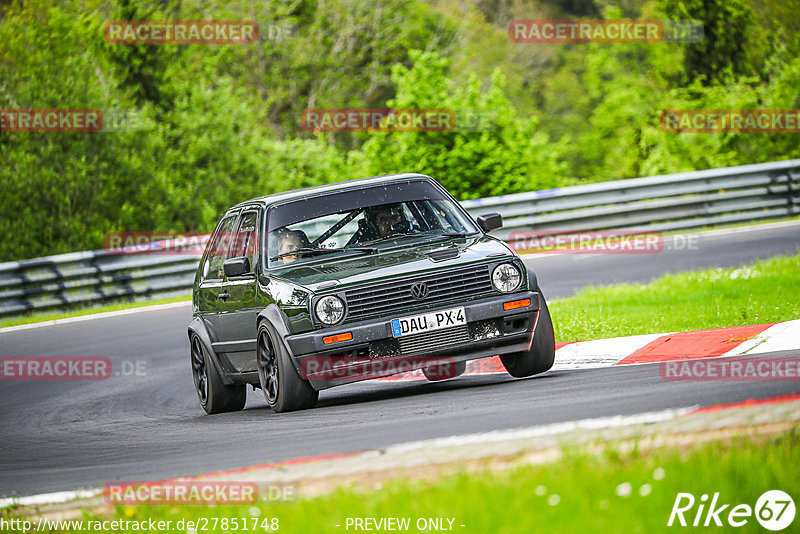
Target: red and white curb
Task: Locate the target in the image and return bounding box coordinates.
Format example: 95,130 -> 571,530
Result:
5,393 -> 799,509
376,319 -> 800,381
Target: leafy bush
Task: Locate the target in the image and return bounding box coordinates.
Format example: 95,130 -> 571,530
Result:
1,0 -> 798,260
352,50 -> 570,199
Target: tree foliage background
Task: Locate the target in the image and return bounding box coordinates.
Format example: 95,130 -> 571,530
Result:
0,0 -> 798,259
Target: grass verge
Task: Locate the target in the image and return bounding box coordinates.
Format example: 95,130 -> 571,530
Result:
6,428 -> 797,533
551,252 -> 800,341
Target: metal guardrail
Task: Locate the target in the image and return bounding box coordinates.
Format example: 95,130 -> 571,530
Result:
460,158 -> 800,243
0,251 -> 200,318
1,159 -> 798,318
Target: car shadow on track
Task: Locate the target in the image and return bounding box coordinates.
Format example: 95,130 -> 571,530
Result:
308,370 -> 565,411
185,371 -> 567,420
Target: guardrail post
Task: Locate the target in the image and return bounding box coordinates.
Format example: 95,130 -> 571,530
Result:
789,166 -> 800,215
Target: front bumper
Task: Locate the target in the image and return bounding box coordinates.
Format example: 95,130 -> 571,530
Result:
286,291 -> 540,390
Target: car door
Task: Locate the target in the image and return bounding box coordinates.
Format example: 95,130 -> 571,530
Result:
212,209 -> 260,373
196,211 -> 240,362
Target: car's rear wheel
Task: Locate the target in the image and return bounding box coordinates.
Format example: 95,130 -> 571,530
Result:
257,322 -> 319,413
422,360 -> 466,381
190,334 -> 246,414
500,288 -> 555,378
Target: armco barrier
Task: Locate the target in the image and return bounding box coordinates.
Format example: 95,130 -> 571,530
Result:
0,251 -> 200,318
460,159 -> 800,243
1,159 -> 798,318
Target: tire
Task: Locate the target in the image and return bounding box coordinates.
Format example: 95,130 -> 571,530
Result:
257,321 -> 319,413
422,360 -> 466,381
500,287 -> 556,378
190,334 -> 246,414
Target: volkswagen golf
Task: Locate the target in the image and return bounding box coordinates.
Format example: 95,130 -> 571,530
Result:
188,174 -> 555,414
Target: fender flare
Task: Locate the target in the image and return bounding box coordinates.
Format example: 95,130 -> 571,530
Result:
187,316 -> 230,384
524,264 -> 539,292
256,305 -> 302,375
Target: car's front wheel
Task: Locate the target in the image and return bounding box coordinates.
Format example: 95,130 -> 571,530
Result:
500,288 -> 555,378
257,322 -> 319,413
190,334 -> 246,414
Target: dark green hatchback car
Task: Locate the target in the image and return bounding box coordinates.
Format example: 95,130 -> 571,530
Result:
188,174 -> 555,414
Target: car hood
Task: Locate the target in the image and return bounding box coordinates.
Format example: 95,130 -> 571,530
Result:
270,235 -> 515,292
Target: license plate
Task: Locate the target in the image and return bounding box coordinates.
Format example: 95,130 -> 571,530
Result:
390,306 -> 466,338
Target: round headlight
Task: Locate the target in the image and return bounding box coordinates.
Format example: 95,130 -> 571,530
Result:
315,295 -> 345,325
492,263 -> 522,293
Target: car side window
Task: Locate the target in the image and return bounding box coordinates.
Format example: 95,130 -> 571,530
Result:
202,214 -> 238,281
230,211 -> 258,271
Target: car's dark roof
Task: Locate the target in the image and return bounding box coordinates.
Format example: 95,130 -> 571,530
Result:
230,173 -> 433,211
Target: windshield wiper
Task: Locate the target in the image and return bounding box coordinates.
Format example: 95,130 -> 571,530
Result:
362,231 -> 474,247
439,232 -> 472,237
361,232 -> 425,246
270,246 -> 375,262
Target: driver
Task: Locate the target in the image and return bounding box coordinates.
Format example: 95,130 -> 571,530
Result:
370,204 -> 405,238
350,203 -> 411,244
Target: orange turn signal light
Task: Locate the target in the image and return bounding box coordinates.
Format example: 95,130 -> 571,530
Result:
503,298 -> 531,311
323,332 -> 353,345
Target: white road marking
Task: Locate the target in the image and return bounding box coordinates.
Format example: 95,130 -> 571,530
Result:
688,219 -> 800,239
0,489 -> 99,509
378,408 -> 692,454
0,301 -> 192,334
722,319 -> 800,357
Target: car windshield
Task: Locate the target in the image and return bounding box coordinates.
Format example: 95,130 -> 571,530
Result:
266,181 -> 479,268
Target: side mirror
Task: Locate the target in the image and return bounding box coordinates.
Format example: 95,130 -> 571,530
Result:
223,256 -> 251,278
476,212 -> 503,233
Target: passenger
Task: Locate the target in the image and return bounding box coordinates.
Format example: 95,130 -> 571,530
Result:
273,228 -> 310,264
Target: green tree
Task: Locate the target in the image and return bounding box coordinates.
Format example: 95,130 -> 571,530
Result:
351,50 -> 569,199
661,0 -> 754,84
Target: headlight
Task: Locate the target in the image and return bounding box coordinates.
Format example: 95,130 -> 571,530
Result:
315,295 -> 345,325
492,263 -> 522,293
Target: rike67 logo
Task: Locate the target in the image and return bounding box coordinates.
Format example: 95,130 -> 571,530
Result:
668,490 -> 795,530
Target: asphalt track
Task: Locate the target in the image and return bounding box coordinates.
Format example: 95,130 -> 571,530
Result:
1,222 -> 799,497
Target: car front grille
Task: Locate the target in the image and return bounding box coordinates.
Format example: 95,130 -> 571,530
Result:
343,264 -> 494,321
397,325 -> 471,355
